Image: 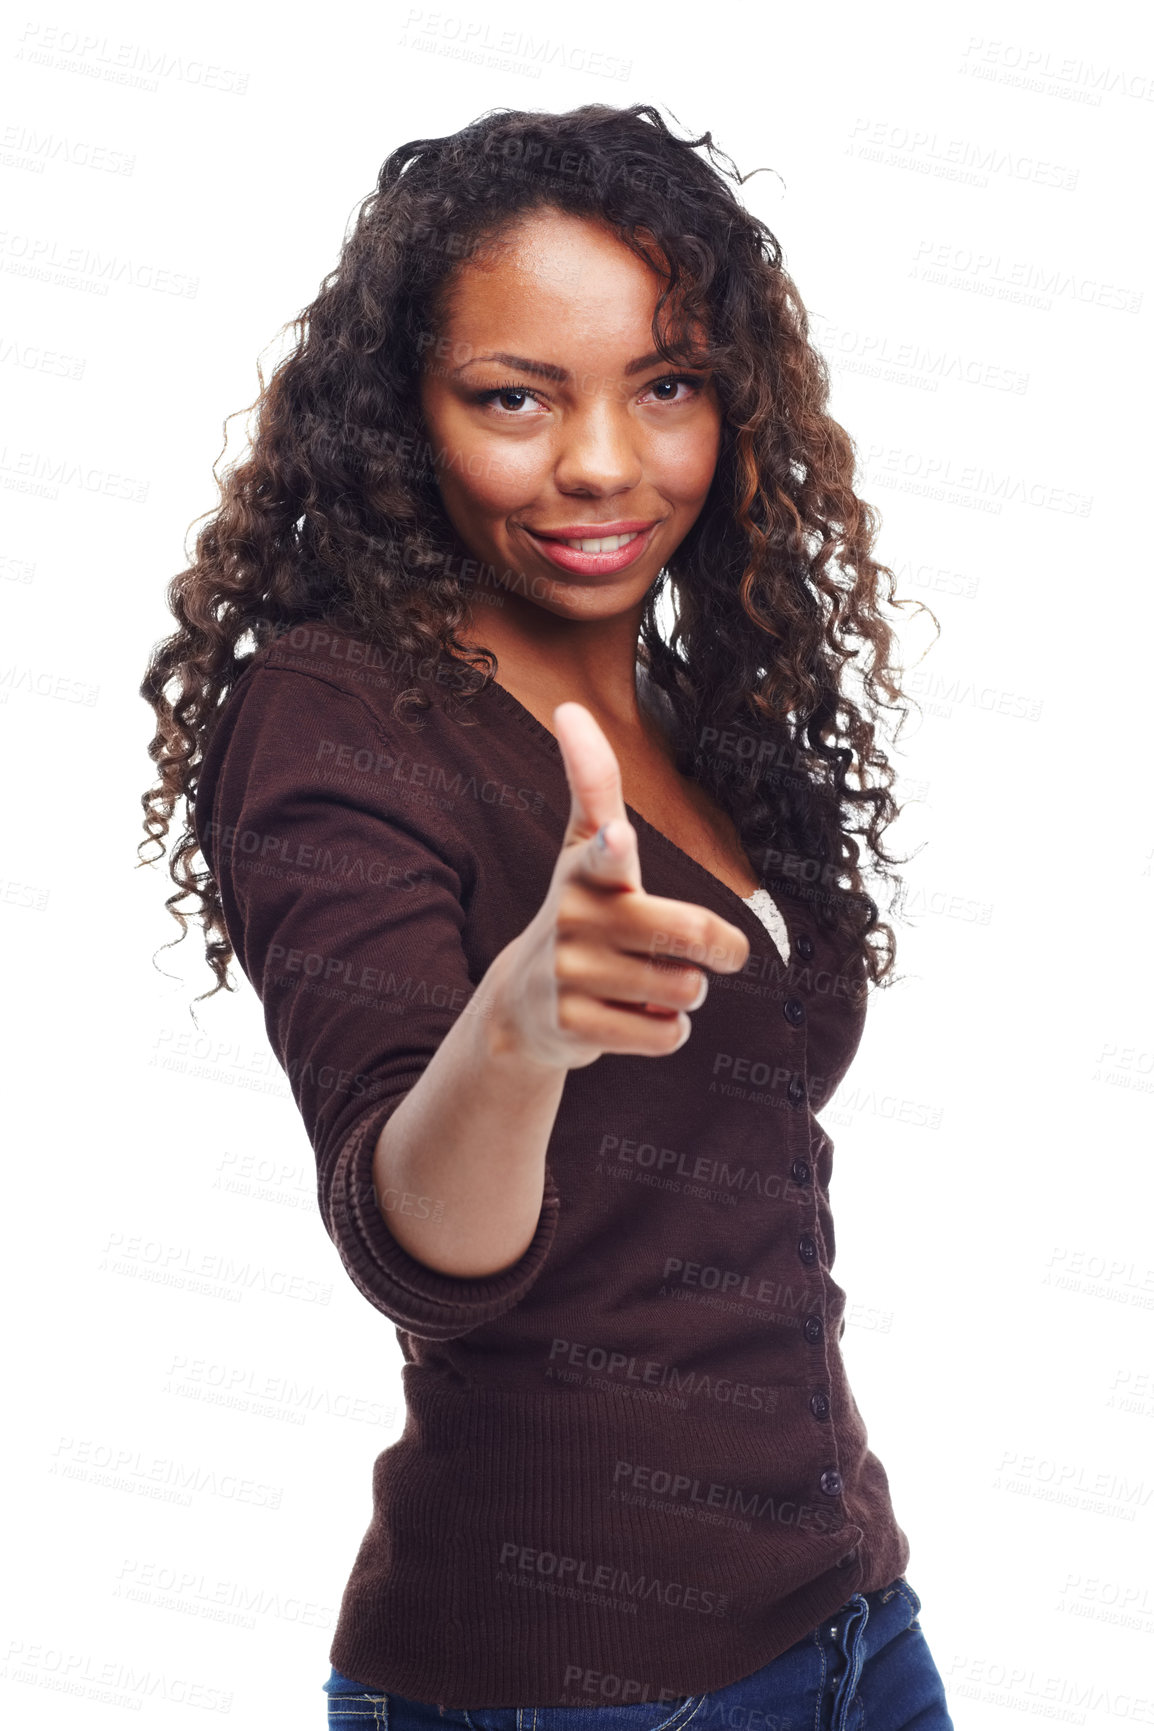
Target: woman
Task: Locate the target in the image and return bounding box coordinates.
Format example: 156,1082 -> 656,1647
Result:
140,103 -> 951,1728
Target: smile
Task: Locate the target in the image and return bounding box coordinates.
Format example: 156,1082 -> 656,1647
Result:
548,532 -> 641,552
521,522 -> 660,576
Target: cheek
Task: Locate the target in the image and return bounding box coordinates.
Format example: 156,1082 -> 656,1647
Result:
444,441 -> 543,516
422,392 -> 533,503
657,424 -> 722,504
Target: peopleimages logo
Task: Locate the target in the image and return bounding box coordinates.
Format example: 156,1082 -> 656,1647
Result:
612,1459 -> 838,1534
496,1541 -> 729,1617
546,1337 -> 777,1414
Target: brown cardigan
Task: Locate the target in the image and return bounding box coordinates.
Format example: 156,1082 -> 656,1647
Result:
193,619 -> 910,1706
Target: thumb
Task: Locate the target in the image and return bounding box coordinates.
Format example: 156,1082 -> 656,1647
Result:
553,700 -> 643,892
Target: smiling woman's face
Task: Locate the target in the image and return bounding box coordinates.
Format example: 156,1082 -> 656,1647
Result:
417,206 -> 723,630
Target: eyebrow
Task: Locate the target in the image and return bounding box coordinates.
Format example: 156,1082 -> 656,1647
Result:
451,349 -> 702,382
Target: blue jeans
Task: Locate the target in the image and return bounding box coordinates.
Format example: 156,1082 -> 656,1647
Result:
322,1575 -> 954,1729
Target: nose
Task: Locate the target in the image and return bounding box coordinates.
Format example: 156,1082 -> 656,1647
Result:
552,397 -> 643,497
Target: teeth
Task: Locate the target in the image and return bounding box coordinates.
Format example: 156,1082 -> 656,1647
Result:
556,532 -> 641,552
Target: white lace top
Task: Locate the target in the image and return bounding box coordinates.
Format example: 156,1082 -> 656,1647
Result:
742,886 -> 790,964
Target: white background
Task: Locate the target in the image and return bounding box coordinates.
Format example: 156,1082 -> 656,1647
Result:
2,0 -> 1152,1723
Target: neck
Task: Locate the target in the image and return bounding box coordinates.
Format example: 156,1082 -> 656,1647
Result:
455,598 -> 649,734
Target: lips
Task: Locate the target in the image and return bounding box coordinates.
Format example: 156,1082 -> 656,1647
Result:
522,521 -> 660,577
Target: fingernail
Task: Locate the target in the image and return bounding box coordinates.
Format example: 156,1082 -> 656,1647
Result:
596,821 -> 611,851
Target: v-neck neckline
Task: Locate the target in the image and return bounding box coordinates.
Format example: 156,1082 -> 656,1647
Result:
474,670 -> 794,961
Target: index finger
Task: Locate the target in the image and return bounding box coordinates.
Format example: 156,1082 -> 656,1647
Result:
614,892 -> 751,975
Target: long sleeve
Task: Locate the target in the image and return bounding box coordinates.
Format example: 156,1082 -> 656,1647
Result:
193,662 -> 560,1340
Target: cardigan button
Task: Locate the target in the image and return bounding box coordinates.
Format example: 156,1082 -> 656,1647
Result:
795,933 -> 815,960
803,1314 -> 824,1343
798,1234 -> 818,1267
791,1158 -> 811,1184
819,1469 -> 844,1497
787,1074 -> 806,1108
783,997 -> 805,1026
810,1390 -> 831,1419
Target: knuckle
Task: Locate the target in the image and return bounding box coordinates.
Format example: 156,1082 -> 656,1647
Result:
552,939 -> 581,983
554,895 -> 587,941
654,962 -> 705,1005
688,912 -> 716,957
555,880 -> 579,916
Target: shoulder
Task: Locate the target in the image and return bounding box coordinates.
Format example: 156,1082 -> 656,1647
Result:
195,620 -> 491,863
216,621 -> 508,784
200,618 -> 557,860
210,619 -> 504,798
244,620 -> 456,737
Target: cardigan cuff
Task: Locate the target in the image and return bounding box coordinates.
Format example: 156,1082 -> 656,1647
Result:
327,1103 -> 561,1341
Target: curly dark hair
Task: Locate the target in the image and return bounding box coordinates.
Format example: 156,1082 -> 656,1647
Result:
139,100 -> 937,1007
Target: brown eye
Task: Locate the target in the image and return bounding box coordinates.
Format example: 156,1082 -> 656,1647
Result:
471,382 -> 545,416
641,374 -> 705,404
